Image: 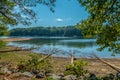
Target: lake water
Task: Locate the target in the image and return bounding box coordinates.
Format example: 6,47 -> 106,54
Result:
7,37 -> 120,58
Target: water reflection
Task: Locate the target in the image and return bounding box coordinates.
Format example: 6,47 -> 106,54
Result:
7,38 -> 120,58
13,38 -> 97,48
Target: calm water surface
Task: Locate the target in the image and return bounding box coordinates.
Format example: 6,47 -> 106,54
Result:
7,37 -> 120,58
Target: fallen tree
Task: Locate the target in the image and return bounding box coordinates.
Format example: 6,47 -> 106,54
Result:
93,54 -> 120,72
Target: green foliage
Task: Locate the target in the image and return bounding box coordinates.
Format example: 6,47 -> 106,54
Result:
0,24 -> 9,48
0,25 -> 8,48
10,26 -> 83,37
0,40 -> 6,48
0,0 -> 17,26
31,77 -> 36,80
0,25 -> 9,36
77,0 -> 120,54
45,76 -> 56,80
0,0 -> 55,32
0,0 -> 55,26
64,59 -> 88,78
18,54 -> 53,73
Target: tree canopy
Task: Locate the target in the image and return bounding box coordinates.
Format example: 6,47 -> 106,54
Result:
77,0 -> 120,54
0,0 -> 55,26
10,26 -> 83,37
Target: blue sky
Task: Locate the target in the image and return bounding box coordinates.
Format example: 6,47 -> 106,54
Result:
16,0 -> 89,27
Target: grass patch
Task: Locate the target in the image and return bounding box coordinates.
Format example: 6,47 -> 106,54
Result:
0,46 -> 41,65
0,52 -> 30,64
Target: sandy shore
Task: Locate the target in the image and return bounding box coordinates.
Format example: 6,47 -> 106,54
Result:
1,38 -> 31,42
52,57 -> 120,76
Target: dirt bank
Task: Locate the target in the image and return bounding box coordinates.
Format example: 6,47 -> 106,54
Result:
1,38 -> 31,42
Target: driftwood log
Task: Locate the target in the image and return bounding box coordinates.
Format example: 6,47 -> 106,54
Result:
93,54 -> 120,72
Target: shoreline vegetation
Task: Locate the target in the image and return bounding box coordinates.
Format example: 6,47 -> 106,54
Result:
0,38 -> 120,79
9,26 -> 83,37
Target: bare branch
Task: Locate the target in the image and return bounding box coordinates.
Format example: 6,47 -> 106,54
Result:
0,11 -> 10,20
39,53 -> 52,62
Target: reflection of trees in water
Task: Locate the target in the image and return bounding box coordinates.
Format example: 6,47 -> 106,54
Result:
17,38 -> 59,45
16,38 -> 96,48
9,38 -> 119,58
8,38 -> 97,57
59,42 -> 97,48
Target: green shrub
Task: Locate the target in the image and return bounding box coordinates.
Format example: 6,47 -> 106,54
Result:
18,54 -> 53,74
64,59 -> 88,79
45,76 -> 56,80
0,40 -> 7,48
31,77 -> 36,80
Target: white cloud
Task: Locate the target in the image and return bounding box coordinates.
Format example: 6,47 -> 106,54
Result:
56,18 -> 63,22
24,6 -> 31,10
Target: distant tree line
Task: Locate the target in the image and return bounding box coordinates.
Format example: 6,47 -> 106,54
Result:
10,26 -> 83,37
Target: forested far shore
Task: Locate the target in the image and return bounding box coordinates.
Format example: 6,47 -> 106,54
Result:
9,26 -> 83,37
